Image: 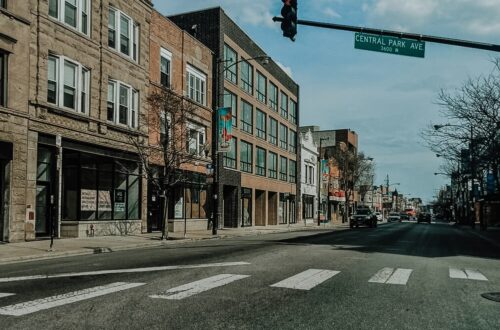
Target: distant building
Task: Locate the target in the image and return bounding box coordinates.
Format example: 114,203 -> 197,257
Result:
300,129 -> 318,224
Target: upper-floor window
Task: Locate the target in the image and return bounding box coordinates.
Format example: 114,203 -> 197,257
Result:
279,123 -> 288,150
0,52 -> 7,107
223,90 -> 237,127
0,0 -> 6,9
186,65 -> 206,105
289,159 -> 296,183
289,130 -> 297,153
256,147 -> 266,176
48,55 -> 89,114
241,100 -> 253,134
269,82 -> 278,111
186,122 -> 206,157
49,0 -> 90,35
268,152 -> 277,179
240,140 -> 253,173
290,99 -> 297,124
159,111 -> 171,146
223,137 -> 237,169
223,44 -> 237,84
108,7 -> 139,61
107,80 -> 138,128
256,109 -> 266,140
304,164 -> 315,184
256,71 -> 266,103
280,156 -> 288,181
240,60 -> 253,95
160,48 -> 171,88
269,117 -> 278,145
280,91 -> 288,118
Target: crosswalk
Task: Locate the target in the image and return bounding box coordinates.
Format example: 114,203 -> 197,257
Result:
0,266 -> 491,317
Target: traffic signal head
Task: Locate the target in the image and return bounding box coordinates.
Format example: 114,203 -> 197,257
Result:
281,0 -> 297,41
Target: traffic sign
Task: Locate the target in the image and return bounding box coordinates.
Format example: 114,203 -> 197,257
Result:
355,33 -> 425,58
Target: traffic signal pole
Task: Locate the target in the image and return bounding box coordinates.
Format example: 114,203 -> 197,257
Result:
272,16 -> 500,53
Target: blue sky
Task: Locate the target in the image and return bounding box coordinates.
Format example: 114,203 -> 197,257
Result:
153,0 -> 500,203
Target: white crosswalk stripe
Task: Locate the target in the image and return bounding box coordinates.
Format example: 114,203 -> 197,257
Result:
270,269 -> 340,290
369,268 -> 413,285
0,282 -> 145,316
449,268 -> 488,281
150,274 -> 250,300
0,293 -> 15,299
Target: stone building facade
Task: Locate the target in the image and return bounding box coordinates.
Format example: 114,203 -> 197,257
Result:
300,129 -> 318,224
169,7 -> 300,228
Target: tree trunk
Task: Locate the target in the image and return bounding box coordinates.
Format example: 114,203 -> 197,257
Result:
161,190 -> 169,240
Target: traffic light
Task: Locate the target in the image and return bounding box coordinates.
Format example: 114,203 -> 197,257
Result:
280,0 -> 297,41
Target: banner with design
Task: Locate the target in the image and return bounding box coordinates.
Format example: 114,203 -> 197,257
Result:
321,159 -> 329,182
217,107 -> 232,152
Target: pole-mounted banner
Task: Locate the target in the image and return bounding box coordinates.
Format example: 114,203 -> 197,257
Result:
217,107 -> 232,153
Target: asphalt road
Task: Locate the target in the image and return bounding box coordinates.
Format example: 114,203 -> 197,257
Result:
0,221 -> 499,330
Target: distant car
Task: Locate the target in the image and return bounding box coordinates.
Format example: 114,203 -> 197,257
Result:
387,212 -> 400,222
417,213 -> 431,224
400,213 -> 410,221
350,208 -> 378,228
374,212 -> 383,222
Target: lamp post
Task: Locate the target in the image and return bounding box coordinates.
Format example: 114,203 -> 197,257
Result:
212,55 -> 271,235
317,137 -> 329,226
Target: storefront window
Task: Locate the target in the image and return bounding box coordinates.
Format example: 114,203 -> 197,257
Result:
168,172 -> 208,220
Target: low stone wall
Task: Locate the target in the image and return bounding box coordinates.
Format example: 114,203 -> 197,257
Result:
168,219 -> 208,233
61,220 -> 142,238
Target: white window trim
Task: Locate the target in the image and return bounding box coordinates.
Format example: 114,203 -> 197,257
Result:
187,121 -> 206,157
107,79 -> 138,129
49,0 -> 90,36
108,7 -> 139,62
160,47 -> 172,87
48,54 -> 90,115
186,65 -> 207,106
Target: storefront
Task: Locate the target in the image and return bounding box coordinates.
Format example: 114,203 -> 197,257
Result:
241,187 -> 252,227
302,195 -> 315,220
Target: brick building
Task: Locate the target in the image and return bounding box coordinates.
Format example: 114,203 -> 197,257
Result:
169,7 -> 300,228
148,10 -> 213,233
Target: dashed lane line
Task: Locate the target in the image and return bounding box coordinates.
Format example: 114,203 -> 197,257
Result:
449,268 -> 488,281
369,267 -> 413,285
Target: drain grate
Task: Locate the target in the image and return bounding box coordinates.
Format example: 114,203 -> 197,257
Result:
481,292 -> 500,302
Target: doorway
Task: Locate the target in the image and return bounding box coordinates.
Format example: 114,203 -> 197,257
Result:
35,183 -> 51,235
36,146 -> 55,237
0,142 -> 12,242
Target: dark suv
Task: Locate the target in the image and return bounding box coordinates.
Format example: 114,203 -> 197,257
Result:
417,213 -> 431,224
350,208 -> 378,228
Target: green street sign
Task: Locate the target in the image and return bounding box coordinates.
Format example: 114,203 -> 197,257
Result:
354,33 -> 425,58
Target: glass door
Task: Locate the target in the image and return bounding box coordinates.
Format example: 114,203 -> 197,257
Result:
35,183 -> 50,235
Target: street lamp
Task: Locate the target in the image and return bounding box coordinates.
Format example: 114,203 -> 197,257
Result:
211,55 -> 271,235
317,137 -> 329,226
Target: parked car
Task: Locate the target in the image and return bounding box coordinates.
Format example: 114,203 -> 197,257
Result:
417,212 -> 431,224
400,213 -> 410,221
374,212 -> 383,222
387,212 -> 400,222
350,208 -> 378,228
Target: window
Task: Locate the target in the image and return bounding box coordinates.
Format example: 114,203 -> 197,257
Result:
0,52 -> 7,107
289,159 -> 296,183
186,122 -> 206,157
49,0 -> 90,35
256,109 -> 266,139
223,90 -> 237,127
280,156 -> 288,181
159,111 -> 171,145
269,82 -> 278,111
280,123 -> 288,150
268,152 -> 277,179
290,99 -> 297,124
47,55 -> 89,114
256,71 -> 266,103
289,130 -> 297,153
304,164 -> 315,184
107,80 -> 138,128
186,65 -> 206,105
108,7 -> 139,61
160,48 -> 171,88
280,91 -> 288,118
0,0 -> 6,9
240,60 -> 253,94
256,147 -> 266,176
223,44 -> 237,84
240,140 -> 253,173
223,137 -> 237,169
269,117 -> 278,145
241,100 -> 253,134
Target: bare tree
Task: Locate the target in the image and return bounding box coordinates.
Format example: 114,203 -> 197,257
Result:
130,88 -> 205,240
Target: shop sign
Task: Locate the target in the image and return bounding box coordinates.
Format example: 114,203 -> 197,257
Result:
98,191 -> 112,211
174,197 -> 184,218
217,107 -> 232,153
114,190 -> 126,212
81,189 -> 96,211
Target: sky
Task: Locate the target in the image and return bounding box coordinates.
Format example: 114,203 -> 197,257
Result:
153,0 -> 500,203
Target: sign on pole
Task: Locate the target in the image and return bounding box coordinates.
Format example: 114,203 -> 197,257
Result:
217,107 -> 232,153
355,33 -> 425,58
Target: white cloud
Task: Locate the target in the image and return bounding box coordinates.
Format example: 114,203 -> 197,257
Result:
276,61 -> 293,78
324,7 -> 342,19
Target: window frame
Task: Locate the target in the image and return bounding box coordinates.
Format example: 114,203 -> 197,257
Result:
186,121 -> 207,157
223,137 -> 237,169
107,79 -> 138,129
279,123 -> 288,150
289,159 -> 296,183
256,147 -> 266,177
256,71 -> 267,104
160,47 -> 172,88
290,99 -> 297,124
223,44 -> 237,84
48,0 -> 90,36
240,60 -> 254,95
280,91 -> 288,119
268,152 -> 277,179
280,156 -> 288,181
240,140 -> 253,173
256,109 -> 266,140
240,100 -> 253,134
223,90 -> 237,127
269,117 -> 278,146
186,64 -> 207,106
108,7 -> 139,62
0,52 -> 7,107
289,130 -> 297,153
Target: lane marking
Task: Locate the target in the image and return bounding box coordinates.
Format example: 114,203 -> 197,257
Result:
270,269 -> 340,290
0,262 -> 251,283
0,293 -> 15,298
449,268 -> 468,279
150,274 -> 249,300
368,267 -> 394,284
0,282 -> 145,316
369,268 -> 413,285
386,268 -> 413,285
464,269 -> 488,281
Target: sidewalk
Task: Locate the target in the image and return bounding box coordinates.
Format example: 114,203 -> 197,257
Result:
0,222 -> 348,265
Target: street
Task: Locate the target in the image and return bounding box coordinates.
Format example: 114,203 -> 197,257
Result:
0,221 -> 499,329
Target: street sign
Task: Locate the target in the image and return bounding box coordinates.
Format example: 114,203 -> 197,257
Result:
355,33 -> 425,58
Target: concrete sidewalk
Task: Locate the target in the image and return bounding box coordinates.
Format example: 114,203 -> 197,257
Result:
0,222 -> 348,265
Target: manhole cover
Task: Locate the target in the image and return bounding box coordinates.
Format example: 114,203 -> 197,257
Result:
481,292 -> 500,302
